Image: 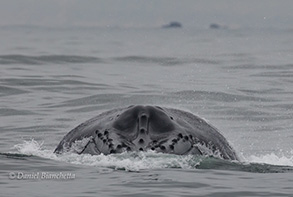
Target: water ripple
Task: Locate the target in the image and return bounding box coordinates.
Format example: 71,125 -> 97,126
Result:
0,55 -> 103,65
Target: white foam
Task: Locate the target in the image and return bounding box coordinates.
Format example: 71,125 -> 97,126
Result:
13,139 -> 199,171
60,152 -> 196,171
13,139 -> 293,171
246,152 -> 293,166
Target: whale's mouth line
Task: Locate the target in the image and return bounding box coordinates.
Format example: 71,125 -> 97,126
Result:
74,136 -> 222,159
70,133 -> 219,157
73,131 -> 207,155
93,137 -> 201,155
180,145 -> 197,155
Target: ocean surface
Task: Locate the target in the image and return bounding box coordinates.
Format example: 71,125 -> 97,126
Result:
1,25 -> 293,196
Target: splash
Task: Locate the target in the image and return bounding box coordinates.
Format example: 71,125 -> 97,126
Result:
247,152 -> 293,166
13,139 -> 57,159
14,139 -> 44,155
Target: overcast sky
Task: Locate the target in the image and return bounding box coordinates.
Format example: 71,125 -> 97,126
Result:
1,0 -> 293,28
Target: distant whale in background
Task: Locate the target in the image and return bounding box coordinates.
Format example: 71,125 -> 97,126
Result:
54,105 -> 239,160
209,23 -> 229,29
162,21 -> 182,28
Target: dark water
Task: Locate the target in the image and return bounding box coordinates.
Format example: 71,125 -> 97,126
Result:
1,26 -> 293,196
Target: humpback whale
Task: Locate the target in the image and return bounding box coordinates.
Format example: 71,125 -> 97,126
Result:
54,105 -> 239,160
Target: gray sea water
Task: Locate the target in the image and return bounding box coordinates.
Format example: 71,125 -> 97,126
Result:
1,25 -> 293,196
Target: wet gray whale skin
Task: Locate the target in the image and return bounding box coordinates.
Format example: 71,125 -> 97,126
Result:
54,105 -> 239,160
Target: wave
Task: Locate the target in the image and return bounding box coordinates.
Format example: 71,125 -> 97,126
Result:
7,139 -> 293,173
0,55 -> 103,65
112,56 -> 219,66
0,85 -> 29,97
0,54 -> 219,66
